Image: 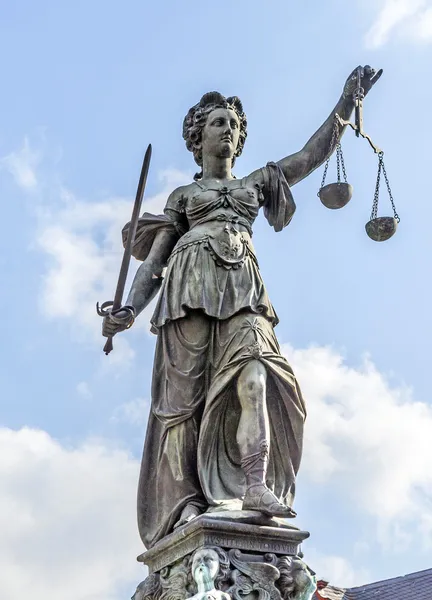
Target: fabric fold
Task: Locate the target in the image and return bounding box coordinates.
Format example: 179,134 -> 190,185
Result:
262,162 -> 296,232
122,212 -> 182,262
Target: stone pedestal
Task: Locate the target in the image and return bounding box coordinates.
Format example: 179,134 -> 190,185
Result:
133,513 -> 317,600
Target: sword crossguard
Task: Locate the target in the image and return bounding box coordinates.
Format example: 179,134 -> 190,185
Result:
96,300 -> 114,317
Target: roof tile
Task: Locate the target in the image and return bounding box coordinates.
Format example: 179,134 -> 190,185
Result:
314,568 -> 432,600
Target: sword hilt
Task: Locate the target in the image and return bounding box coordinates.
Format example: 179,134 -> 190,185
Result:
96,301 -> 116,354
96,301 -> 135,355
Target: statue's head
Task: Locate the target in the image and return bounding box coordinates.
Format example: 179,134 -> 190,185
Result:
191,547 -> 220,586
183,92 -> 247,180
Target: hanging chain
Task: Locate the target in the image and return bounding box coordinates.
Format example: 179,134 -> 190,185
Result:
335,144 -> 348,183
371,154 -> 382,220
371,152 -> 400,222
318,117 -> 340,194
338,143 -> 348,183
319,155 -> 330,192
336,143 -> 341,182
380,153 -> 400,223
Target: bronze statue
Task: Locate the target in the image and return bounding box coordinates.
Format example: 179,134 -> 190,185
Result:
102,66 -> 382,550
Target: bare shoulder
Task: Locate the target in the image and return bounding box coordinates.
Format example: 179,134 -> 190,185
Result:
168,182 -> 196,200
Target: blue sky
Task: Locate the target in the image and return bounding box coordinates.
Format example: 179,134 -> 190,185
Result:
1,1 -> 432,598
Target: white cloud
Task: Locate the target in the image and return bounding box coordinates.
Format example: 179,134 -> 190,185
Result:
416,6 -> 432,38
364,0 -> 432,47
0,137 -> 40,189
111,397 -> 150,426
307,550 -> 370,588
77,381 -> 93,400
0,427 -> 144,600
284,344 -> 432,547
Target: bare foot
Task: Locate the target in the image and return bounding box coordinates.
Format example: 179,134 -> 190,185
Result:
173,504 -> 202,530
242,484 -> 297,518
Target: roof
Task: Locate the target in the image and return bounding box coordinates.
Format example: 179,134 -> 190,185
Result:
314,568 -> 432,600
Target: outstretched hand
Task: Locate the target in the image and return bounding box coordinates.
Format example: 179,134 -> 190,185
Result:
343,65 -> 383,99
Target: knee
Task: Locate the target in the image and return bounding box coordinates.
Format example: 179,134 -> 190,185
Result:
237,361 -> 267,405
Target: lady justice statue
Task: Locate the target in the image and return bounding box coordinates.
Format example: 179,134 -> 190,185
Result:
102,66 -> 381,550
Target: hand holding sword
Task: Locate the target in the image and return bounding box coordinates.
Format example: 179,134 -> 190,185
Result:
97,144 -> 152,355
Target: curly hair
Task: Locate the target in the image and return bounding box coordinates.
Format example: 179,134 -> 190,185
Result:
182,92 -> 247,180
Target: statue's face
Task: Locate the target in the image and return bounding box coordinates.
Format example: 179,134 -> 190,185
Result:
192,548 -> 219,584
201,108 -> 240,161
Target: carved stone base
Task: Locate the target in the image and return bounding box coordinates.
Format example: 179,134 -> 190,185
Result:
133,515 -> 316,600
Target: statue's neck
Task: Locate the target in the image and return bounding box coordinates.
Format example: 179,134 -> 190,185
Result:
202,156 -> 233,181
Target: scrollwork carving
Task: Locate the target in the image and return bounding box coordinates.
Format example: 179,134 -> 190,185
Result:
276,556 -> 316,600
132,573 -> 162,600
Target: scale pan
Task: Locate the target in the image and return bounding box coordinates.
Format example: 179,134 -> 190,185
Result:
319,182 -> 353,209
365,217 -> 397,242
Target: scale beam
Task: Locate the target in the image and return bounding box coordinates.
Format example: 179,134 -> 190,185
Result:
335,113 -> 382,155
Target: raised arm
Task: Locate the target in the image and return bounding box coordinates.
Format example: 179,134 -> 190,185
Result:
277,65 -> 382,187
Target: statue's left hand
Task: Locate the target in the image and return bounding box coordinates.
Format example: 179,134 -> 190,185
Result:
343,65 -> 383,99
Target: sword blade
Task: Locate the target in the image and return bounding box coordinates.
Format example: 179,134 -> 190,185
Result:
100,143 -> 152,354
112,143 -> 152,311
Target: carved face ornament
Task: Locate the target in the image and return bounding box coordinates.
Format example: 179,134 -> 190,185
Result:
192,548 -> 220,585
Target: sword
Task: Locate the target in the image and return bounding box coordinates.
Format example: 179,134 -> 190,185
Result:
96,143 -> 152,355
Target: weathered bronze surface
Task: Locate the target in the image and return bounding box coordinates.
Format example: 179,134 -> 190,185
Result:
365,216 -> 398,241
132,518 -> 315,600
101,66 -> 382,552
318,182 -> 353,209
138,515 -> 309,574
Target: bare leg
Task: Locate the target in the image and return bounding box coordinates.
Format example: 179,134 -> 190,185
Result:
237,360 -> 296,518
237,360 -> 270,457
